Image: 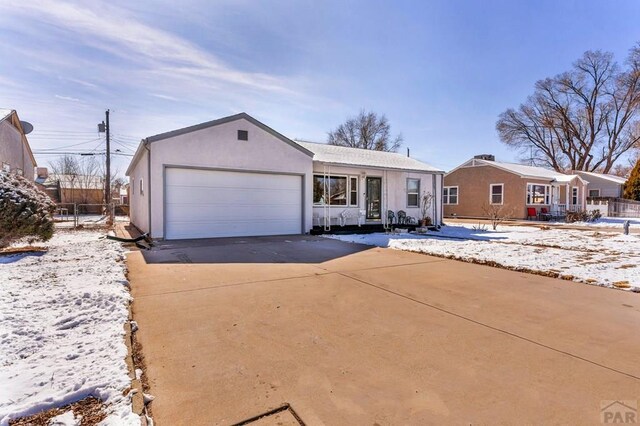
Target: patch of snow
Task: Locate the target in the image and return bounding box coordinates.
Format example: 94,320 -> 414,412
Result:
49,411 -> 80,426
0,230 -> 140,425
550,217 -> 640,228
327,224 -> 640,291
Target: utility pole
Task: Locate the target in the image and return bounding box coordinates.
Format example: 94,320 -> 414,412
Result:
98,110 -> 112,223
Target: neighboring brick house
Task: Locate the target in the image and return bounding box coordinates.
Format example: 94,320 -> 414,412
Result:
444,155 -> 588,220
0,109 -> 37,180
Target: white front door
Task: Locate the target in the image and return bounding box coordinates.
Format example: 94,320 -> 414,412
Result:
164,167 -> 303,240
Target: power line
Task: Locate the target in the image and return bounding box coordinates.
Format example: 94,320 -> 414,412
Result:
34,137 -> 103,151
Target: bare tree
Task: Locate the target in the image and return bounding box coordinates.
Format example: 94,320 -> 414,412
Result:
497,45 -> 640,173
49,155 -> 104,206
481,203 -> 515,230
420,191 -> 434,225
328,110 -> 402,152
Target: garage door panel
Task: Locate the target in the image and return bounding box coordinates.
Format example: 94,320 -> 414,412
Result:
165,168 -> 303,239
165,187 -> 301,205
166,204 -> 303,222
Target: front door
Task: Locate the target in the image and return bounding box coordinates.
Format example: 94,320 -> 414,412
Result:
366,177 -> 382,220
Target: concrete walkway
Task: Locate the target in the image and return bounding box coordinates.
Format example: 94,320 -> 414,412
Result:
127,237 -> 640,425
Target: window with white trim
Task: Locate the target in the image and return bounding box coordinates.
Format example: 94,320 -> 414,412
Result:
313,174 -> 358,206
490,184 -> 503,205
350,177 -> 358,206
526,183 -> 550,205
571,187 -> 579,205
407,178 -> 420,207
443,186 -> 458,205
588,189 -> 600,197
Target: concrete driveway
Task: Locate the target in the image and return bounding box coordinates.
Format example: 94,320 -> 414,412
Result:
127,236 -> 640,425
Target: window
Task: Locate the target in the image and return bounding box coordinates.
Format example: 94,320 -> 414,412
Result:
588,189 -> 600,197
237,130 -> 248,141
571,187 -> 579,205
313,175 -> 358,206
490,184 -> 503,205
443,186 -> 458,205
2,163 -> 9,173
407,178 -> 420,207
350,177 -> 358,206
526,183 -> 550,205
139,178 -> 144,196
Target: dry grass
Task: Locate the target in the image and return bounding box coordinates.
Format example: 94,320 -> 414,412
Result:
9,397 -> 106,426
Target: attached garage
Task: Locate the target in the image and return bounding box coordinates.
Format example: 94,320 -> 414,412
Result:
164,167 -> 304,240
126,113 -> 314,240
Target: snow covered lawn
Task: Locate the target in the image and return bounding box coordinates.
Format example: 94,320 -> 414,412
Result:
0,230 -> 139,425
327,223 -> 640,291
550,216 -> 640,229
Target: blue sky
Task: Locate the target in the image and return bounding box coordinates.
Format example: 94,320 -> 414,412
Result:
1,0 -> 639,176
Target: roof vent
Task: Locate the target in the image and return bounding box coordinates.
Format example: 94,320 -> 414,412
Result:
237,130 -> 248,141
474,154 -> 495,161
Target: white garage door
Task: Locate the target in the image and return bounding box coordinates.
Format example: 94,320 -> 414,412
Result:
165,168 -> 303,240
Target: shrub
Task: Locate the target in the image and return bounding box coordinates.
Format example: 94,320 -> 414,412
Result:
565,211 -> 589,223
565,209 -> 601,223
0,172 -> 56,248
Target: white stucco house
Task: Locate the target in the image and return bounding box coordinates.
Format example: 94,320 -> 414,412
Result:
126,113 -> 444,240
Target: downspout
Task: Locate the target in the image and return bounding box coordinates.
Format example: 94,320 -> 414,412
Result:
144,139 -> 152,238
432,174 -> 438,226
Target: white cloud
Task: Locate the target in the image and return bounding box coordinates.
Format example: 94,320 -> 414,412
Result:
54,95 -> 81,102
3,0 -> 292,94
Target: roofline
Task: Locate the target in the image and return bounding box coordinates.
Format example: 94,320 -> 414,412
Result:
145,112 -> 313,156
125,139 -> 148,176
572,170 -> 627,184
1,109 -> 37,167
126,113 -> 314,175
446,158 -> 572,182
314,160 -> 444,174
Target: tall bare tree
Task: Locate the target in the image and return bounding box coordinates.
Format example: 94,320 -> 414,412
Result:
496,44 -> 640,173
328,110 -> 402,152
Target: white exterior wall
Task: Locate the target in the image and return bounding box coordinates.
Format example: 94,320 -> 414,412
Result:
144,118 -> 313,239
577,174 -> 624,198
128,147 -> 150,234
0,119 -> 35,180
311,163 -> 443,226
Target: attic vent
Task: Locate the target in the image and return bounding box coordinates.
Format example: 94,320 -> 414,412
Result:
237,130 -> 248,141
474,154 -> 495,161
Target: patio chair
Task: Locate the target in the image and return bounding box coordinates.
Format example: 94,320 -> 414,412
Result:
397,210 -> 407,225
539,207 -> 552,221
387,210 -> 395,225
526,207 -> 538,220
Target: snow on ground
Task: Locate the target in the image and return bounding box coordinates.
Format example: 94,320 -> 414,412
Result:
0,230 -> 139,425
550,216 -> 640,229
327,223 -> 640,291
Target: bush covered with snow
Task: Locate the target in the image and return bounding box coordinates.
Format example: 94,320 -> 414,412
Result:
0,171 -> 56,248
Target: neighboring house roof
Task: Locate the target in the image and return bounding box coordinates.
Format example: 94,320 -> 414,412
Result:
44,174 -> 105,190
573,170 -> 627,185
0,108 -> 37,167
448,158 -> 587,183
295,140 -> 444,173
126,112 -> 314,176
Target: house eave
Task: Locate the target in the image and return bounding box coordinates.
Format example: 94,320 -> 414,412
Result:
313,160 -> 444,174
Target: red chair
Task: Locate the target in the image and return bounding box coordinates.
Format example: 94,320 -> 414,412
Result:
527,207 -> 537,220
540,207 -> 552,221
